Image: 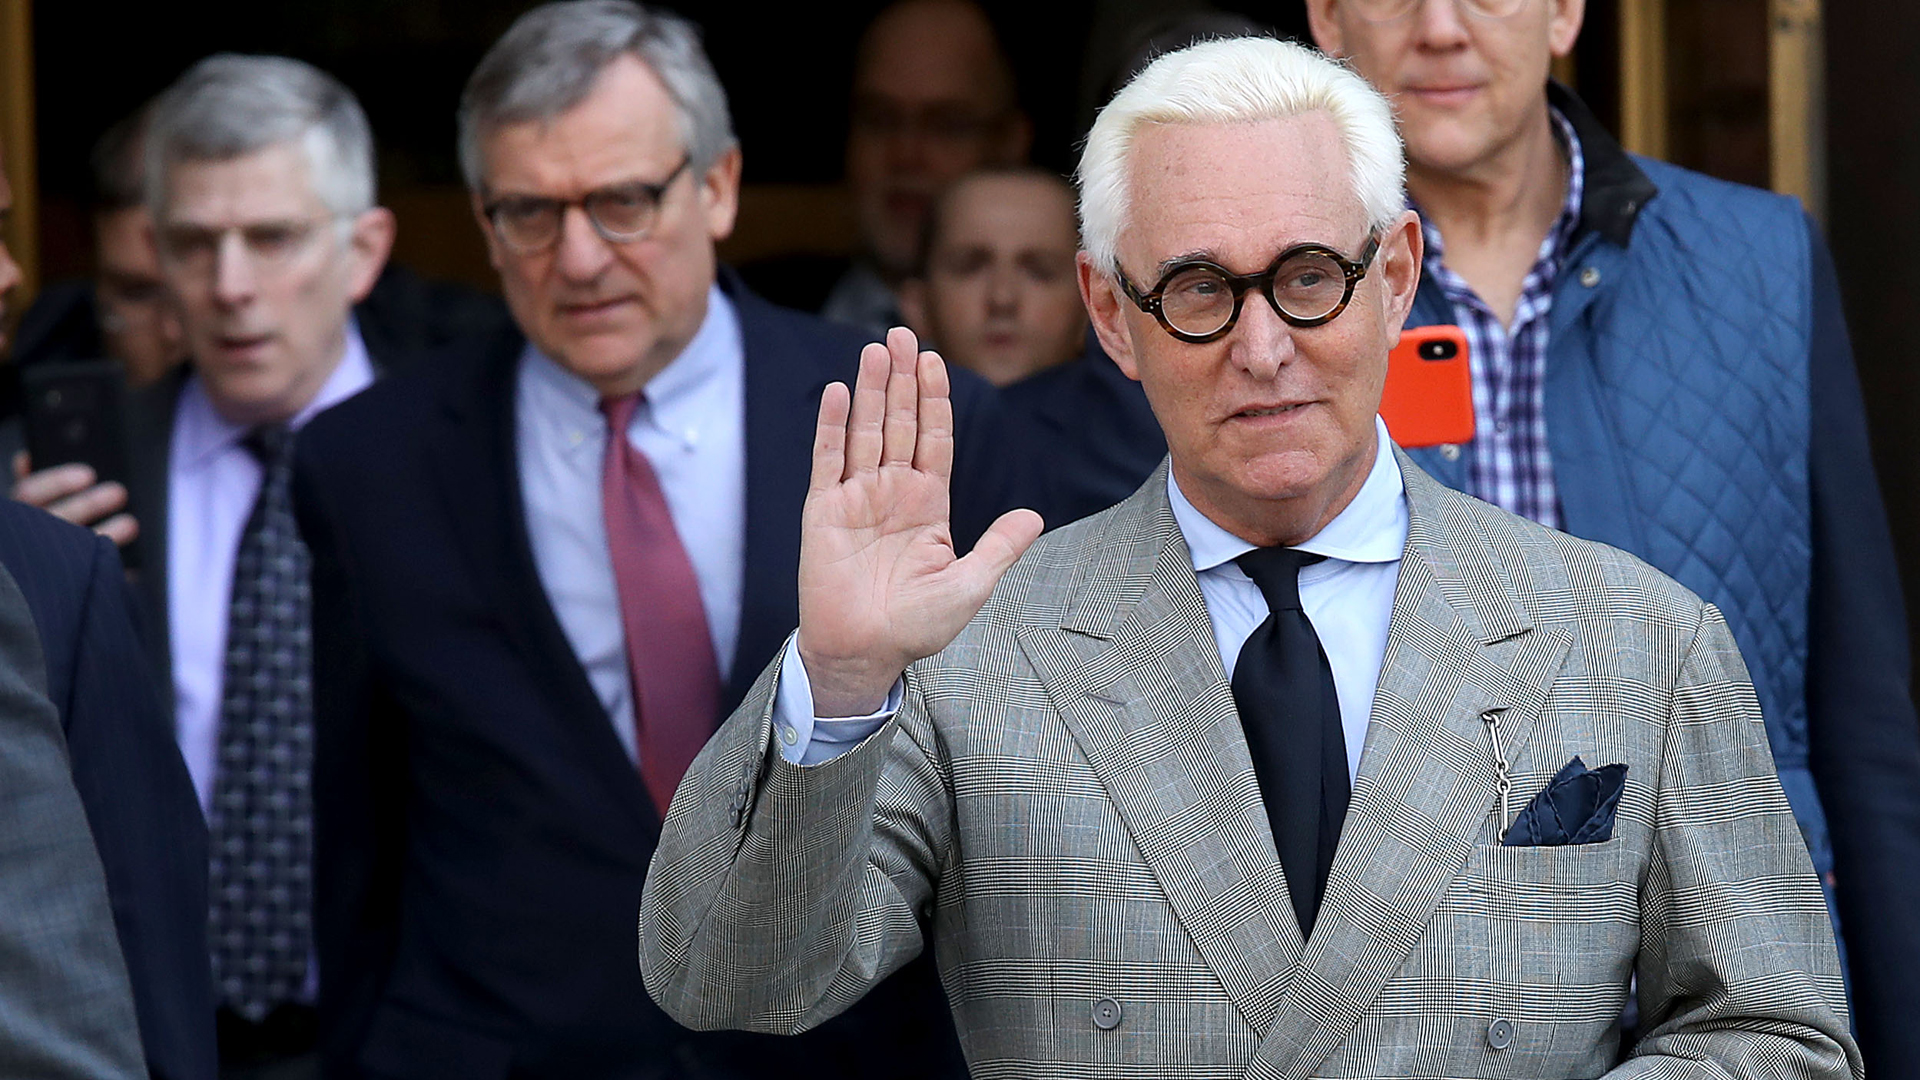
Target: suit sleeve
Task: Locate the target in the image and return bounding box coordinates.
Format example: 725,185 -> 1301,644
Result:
0,561 -> 146,1079
1620,604 -> 1862,1079
294,441 -> 410,1079
62,535 -> 215,1080
640,642 -> 949,1035
1800,214 -> 1920,1077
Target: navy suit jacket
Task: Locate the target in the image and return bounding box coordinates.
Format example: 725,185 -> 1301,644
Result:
0,500 -> 215,1080
293,279 -> 1010,1079
1002,336 -> 1165,529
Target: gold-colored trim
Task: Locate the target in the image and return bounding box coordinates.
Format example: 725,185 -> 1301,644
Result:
0,0 -> 37,308
1619,0 -> 1669,160
1771,0 -> 1825,218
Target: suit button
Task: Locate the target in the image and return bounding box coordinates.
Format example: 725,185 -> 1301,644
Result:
1487,1017 -> 1514,1050
1092,998 -> 1123,1030
1439,443 -> 1461,461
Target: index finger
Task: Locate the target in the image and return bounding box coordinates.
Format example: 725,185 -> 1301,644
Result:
12,463 -> 99,508
912,347 -> 954,481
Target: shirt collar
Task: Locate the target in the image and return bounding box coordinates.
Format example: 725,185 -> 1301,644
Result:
519,284 -> 741,447
175,316 -> 377,471
1168,415 -> 1408,574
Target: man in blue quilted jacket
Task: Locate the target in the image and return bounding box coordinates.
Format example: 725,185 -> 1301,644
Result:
1307,0 -> 1920,1073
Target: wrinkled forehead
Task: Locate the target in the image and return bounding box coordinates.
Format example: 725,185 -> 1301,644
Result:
1121,115 -> 1367,270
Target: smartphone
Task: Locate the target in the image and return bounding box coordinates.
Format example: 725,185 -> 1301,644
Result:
1380,325 -> 1474,448
21,361 -> 133,492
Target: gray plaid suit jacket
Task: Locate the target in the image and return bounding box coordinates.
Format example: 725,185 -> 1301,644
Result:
642,453 -> 1862,1079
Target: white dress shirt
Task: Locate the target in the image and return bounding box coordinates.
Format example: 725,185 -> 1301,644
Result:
171,322 -> 376,812
775,416 -> 1409,776
517,285 -> 747,764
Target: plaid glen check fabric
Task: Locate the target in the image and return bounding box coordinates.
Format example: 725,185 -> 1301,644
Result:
1418,108 -> 1586,530
642,458 -> 1859,1079
206,425 -> 314,1021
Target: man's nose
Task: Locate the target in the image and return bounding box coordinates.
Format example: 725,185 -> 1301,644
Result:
554,205 -> 615,282
211,232 -> 257,306
1230,293 -> 1298,381
1412,0 -> 1473,46
984,264 -> 1020,313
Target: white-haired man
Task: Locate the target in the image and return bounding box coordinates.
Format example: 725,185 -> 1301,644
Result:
14,54 -> 396,1076
642,37 -> 1860,1077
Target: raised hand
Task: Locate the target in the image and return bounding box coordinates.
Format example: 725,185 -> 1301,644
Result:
796,327 -> 1043,716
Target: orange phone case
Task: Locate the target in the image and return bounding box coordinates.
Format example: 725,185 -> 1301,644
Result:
1380,325 -> 1474,448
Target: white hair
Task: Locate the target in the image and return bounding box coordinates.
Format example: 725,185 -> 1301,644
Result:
1077,36 -> 1404,274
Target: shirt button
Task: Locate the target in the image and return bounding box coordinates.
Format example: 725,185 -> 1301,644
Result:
1487,1017 -> 1514,1049
1580,266 -> 1602,288
1092,997 -> 1123,1030
1439,443 -> 1462,461
780,724 -> 799,746
1494,420 -> 1510,434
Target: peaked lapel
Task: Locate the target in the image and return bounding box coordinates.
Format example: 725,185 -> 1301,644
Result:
1017,467 -> 1307,1038
728,283 -> 839,715
422,327 -> 657,834
1248,455 -> 1572,1080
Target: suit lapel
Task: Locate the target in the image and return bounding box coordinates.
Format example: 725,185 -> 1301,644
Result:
728,286 -> 835,715
423,328 -> 656,833
1248,456 -> 1572,1080
1018,472 -> 1306,1037
125,371 -> 185,694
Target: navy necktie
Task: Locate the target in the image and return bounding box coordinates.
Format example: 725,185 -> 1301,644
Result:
1231,546 -> 1351,939
207,425 -> 314,1020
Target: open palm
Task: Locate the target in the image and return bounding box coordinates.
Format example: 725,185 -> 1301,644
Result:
797,328 -> 1043,716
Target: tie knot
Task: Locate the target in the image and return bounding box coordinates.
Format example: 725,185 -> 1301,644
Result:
599,392 -> 644,435
243,425 -> 294,467
1235,546 -> 1324,613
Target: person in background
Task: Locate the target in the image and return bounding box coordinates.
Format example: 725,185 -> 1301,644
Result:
293,3 -> 1006,1076
0,140 -> 155,1080
14,53 -> 400,1078
746,0 -> 1030,331
1306,2 -> 1920,1073
902,165 -> 1165,525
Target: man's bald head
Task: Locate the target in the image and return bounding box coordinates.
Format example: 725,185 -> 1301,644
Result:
847,0 -> 1031,278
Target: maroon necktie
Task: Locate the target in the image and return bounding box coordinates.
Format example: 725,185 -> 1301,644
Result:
599,394 -> 721,814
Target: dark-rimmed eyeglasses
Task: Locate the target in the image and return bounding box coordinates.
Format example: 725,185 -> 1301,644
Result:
1348,0 -> 1527,22
482,155 -> 691,254
1116,234 -> 1381,344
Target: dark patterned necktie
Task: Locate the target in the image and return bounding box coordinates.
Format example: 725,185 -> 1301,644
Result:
1231,546 -> 1351,939
599,394 -> 721,814
207,424 -> 314,1021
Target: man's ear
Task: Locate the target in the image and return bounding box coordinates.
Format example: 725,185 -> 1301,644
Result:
701,146 -> 744,243
1077,251 -> 1140,381
344,207 -> 397,304
1304,0 -> 1346,57
1377,208 -> 1424,336
1549,0 -> 1586,57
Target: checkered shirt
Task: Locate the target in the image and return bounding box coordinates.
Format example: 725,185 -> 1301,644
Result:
1417,108 -> 1585,529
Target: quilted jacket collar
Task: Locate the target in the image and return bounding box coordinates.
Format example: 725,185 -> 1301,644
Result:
1550,81 -> 1661,249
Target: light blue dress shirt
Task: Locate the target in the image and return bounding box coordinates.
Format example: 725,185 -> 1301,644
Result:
517,285 -> 746,764
774,416 -> 1409,777
170,320 -> 376,812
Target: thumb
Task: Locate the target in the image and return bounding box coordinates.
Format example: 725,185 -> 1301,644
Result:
946,508 -> 1045,606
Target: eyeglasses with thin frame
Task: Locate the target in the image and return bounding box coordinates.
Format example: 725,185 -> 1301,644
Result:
1116,233 -> 1381,344
1347,0 -> 1528,22
483,154 -> 691,254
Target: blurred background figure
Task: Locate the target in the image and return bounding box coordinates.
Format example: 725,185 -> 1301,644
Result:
902,165 -> 1165,527
747,0 -> 1030,331
16,53 -> 400,1079
11,103 -> 188,390
900,167 -> 1084,387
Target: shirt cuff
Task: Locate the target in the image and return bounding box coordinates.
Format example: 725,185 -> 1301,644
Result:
772,635 -> 902,766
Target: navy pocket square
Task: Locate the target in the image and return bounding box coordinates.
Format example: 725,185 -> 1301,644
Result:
1503,756 -> 1627,847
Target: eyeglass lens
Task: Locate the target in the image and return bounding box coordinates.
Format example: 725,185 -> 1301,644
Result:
492,181 -> 669,251
1352,0 -> 1527,21
1158,250 -> 1352,337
